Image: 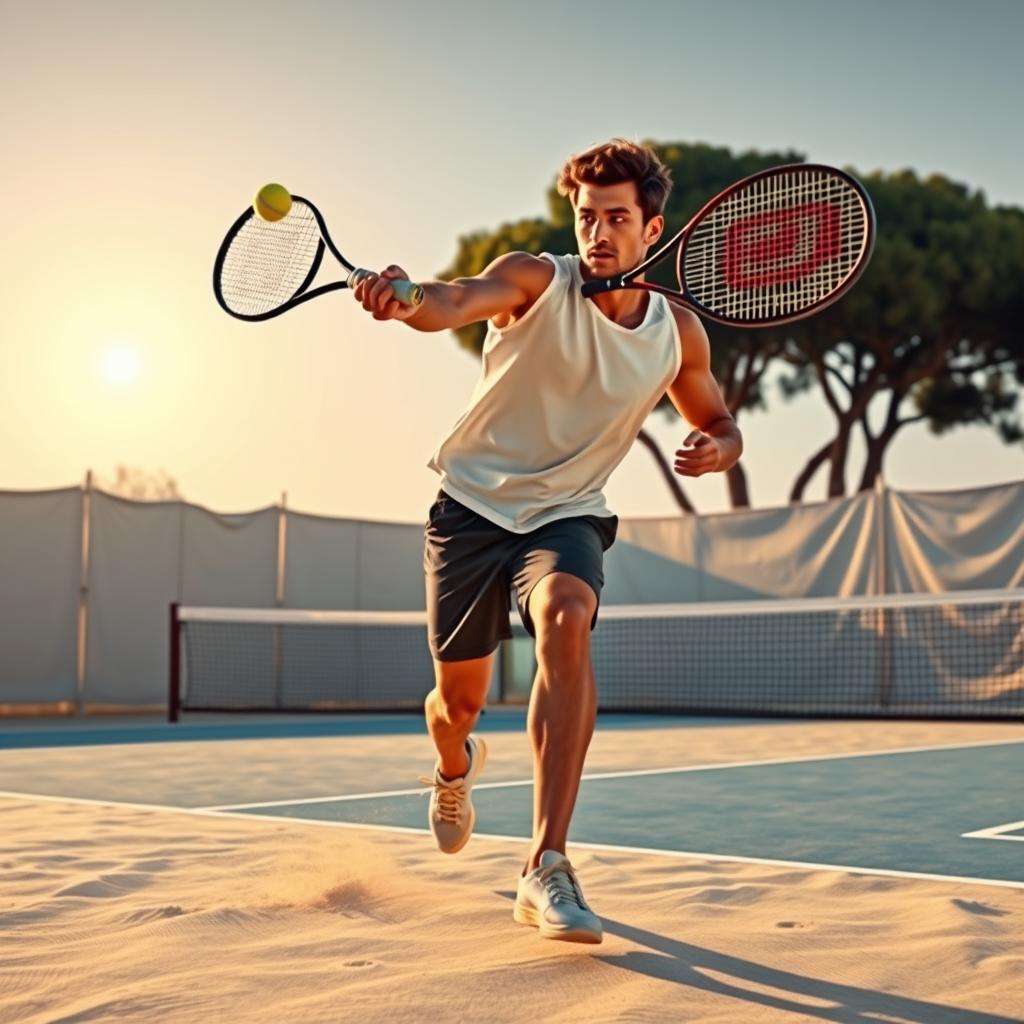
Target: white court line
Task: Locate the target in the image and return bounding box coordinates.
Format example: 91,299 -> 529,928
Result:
962,819 -> 1024,842
197,736 -> 1024,812
2,787 -> 1023,891
0,788 -> 434,840
0,789 -> 272,819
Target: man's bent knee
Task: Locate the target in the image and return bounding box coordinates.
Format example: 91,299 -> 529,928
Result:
536,598 -> 591,640
530,573 -> 597,642
529,583 -> 596,680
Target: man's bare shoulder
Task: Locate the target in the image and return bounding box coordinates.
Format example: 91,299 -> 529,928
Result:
666,299 -> 703,338
667,300 -> 710,369
484,251 -> 555,292
486,252 -> 557,329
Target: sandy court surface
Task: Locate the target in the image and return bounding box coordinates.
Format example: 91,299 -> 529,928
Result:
1,718 -> 1022,1022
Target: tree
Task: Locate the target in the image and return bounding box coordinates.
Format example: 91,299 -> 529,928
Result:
100,466 -> 182,500
437,142 -> 805,511
782,172 -> 1024,502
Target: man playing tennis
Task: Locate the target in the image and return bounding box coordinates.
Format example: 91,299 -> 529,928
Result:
351,139 -> 742,944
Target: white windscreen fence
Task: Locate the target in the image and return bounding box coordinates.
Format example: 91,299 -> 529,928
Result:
0,479 -> 1021,711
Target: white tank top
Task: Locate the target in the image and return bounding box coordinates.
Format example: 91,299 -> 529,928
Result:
427,252 -> 683,533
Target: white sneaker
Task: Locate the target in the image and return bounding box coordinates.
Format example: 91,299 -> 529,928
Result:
514,849 -> 603,943
418,734 -> 487,854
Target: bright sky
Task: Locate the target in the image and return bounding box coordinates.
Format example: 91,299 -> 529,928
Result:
2,0 -> 1022,521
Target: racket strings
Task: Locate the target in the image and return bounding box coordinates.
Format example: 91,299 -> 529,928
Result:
219,201 -> 323,316
683,168 -> 869,322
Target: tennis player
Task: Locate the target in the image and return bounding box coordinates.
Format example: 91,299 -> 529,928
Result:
351,139 -> 742,944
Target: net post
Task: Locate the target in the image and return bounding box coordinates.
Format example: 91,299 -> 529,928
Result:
75,469 -> 93,717
273,491 -> 288,709
168,602 -> 181,723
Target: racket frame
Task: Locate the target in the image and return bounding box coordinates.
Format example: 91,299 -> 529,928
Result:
213,195 -> 422,322
580,163 -> 876,327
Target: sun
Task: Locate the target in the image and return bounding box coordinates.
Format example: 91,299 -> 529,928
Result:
99,345 -> 142,386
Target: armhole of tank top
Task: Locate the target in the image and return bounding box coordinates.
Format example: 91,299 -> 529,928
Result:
490,253 -> 563,337
664,296 -> 685,382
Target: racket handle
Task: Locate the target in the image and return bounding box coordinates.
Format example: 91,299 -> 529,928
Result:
580,276 -> 626,297
347,269 -> 424,306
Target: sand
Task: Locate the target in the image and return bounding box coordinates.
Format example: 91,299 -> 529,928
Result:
1,719 -> 1022,1023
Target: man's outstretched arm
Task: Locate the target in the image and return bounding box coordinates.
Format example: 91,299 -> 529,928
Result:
350,251 -> 554,333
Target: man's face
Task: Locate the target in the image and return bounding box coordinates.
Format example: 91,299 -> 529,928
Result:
574,181 -> 663,279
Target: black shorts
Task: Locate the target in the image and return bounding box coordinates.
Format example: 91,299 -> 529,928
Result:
423,489 -> 619,662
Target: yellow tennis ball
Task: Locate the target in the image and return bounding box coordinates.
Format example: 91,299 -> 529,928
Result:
253,183 -> 292,222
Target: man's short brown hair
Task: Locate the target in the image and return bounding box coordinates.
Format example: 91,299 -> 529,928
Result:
557,139 -> 673,224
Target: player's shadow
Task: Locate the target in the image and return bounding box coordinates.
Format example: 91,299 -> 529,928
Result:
496,897 -> 1019,1024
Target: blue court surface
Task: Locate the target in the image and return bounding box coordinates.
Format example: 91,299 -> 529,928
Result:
2,713 -> 1022,890
216,736 -> 1024,887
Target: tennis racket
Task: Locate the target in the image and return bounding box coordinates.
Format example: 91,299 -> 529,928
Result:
580,163 -> 875,327
213,194 -> 424,322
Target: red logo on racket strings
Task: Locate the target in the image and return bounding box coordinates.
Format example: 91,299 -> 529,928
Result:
725,203 -> 840,289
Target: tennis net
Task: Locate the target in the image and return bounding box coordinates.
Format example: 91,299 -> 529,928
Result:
169,589 -> 1024,721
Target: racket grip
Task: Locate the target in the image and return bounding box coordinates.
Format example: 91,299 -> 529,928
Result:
580,276 -> 623,297
347,269 -> 424,306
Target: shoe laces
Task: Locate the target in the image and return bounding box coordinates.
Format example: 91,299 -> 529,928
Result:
417,772 -> 466,824
536,859 -> 587,908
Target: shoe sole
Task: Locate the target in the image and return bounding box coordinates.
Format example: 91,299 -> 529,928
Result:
512,901 -> 603,944
436,736 -> 488,855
